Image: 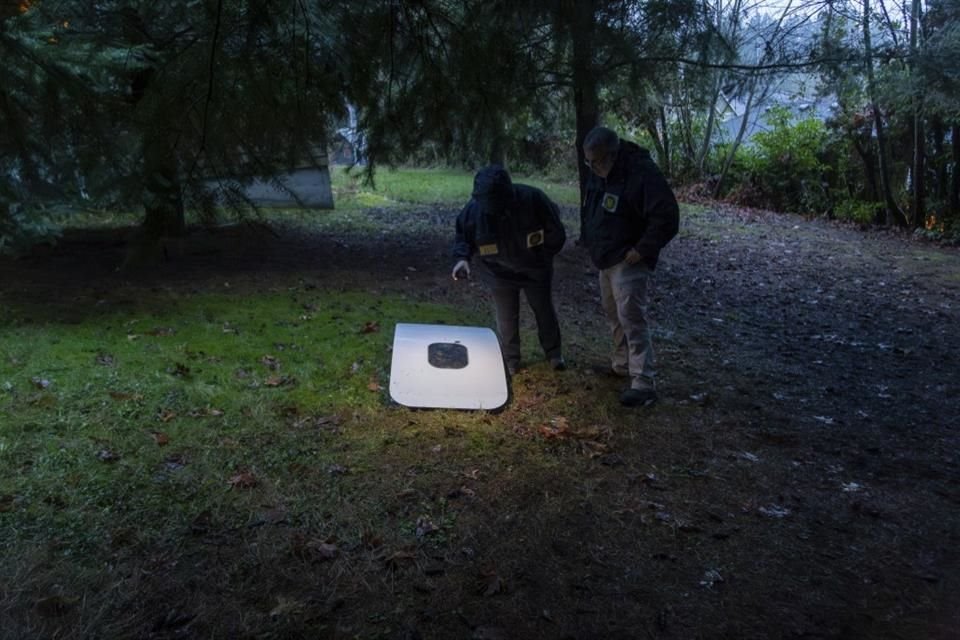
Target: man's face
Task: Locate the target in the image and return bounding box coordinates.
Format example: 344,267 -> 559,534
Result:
584,147 -> 613,178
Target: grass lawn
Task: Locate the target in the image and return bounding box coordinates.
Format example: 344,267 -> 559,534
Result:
6,168 -> 955,639
0,168 -> 610,638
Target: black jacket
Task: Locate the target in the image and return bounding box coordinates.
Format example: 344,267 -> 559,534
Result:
579,141 -> 679,270
453,166 -> 566,286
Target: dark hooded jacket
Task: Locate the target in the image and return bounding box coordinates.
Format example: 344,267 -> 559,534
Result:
579,141 -> 679,270
453,165 -> 566,285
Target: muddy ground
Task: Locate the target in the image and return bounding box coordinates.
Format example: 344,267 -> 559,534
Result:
2,201 -> 959,639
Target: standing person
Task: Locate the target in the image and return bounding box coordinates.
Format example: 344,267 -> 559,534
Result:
579,126 -> 679,407
452,164 -> 567,375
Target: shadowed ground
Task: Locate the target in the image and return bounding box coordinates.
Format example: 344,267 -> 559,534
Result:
1,203 -> 958,639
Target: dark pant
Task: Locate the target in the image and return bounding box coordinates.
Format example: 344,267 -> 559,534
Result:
489,279 -> 562,366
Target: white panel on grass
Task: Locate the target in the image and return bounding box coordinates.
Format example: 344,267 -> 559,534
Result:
389,323 -> 508,410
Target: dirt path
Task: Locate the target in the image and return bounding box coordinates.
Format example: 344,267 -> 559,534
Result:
3,203 -> 959,639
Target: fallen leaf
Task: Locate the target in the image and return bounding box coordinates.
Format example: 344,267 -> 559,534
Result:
360,321 -> 380,334
152,432 -> 170,446
538,423 -> 568,439
579,440 -> 609,457
264,375 -> 295,387
758,505 -> 790,518
96,448 -> 120,463
479,570 -> 505,597
270,596 -> 304,618
261,355 -> 280,370
367,379 -> 382,392
228,470 -> 257,489
158,409 -> 177,422
385,549 -> 416,569
307,540 -> 338,560
415,515 -> 438,538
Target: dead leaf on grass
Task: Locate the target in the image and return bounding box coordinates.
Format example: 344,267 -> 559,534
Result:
360,321 -> 380,334
270,596 -> 305,618
95,353 -> 115,366
539,423 -> 569,439
158,408 -> 177,422
415,515 -> 439,538
228,470 -> 258,489
187,407 -> 225,418
579,440 -> 609,457
264,375 -> 295,387
151,431 -> 170,446
306,540 -> 339,560
479,570 -> 505,597
96,448 -> 120,463
385,549 -> 417,570
367,379 -> 382,392
261,355 -> 280,370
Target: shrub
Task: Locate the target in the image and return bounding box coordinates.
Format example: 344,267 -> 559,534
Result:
747,107 -> 830,214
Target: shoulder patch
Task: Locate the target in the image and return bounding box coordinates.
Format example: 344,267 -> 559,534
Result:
526,229 -> 545,248
602,193 -> 619,212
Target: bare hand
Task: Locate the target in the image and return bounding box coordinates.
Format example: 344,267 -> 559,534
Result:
624,248 -> 642,265
452,260 -> 471,280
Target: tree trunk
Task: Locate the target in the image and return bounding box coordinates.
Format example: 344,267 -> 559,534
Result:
713,76 -> 757,199
696,77 -> 722,176
659,106 -> 672,179
566,0 -> 599,197
909,0 -> 924,229
644,120 -> 666,169
951,123 -> 960,221
911,118 -> 925,228
125,125 -> 185,269
863,0 -> 907,227
852,138 -> 879,203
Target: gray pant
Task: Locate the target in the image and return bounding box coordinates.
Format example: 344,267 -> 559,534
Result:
490,280 -> 562,366
599,261 -> 656,390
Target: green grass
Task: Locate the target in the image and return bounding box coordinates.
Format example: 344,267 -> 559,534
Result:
330,165 -> 581,210
0,289 -> 492,554
50,166 -> 581,231
0,168 -> 610,638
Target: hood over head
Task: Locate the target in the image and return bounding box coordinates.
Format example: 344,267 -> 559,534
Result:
472,164 -> 513,215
